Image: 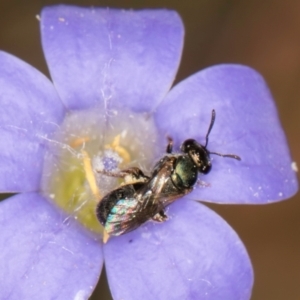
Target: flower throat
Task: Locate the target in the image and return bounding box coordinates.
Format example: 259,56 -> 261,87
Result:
41,107 -> 162,235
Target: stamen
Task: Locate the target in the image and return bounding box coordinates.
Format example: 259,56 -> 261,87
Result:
70,137 -> 90,148
111,134 -> 121,148
105,134 -> 131,163
81,150 -> 101,198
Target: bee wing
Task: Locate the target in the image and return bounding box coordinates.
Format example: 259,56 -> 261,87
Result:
100,180 -> 190,236
104,196 -> 143,236
104,187 -> 164,236
140,178 -> 192,209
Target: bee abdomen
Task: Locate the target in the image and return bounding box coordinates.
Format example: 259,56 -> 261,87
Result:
96,182 -> 143,226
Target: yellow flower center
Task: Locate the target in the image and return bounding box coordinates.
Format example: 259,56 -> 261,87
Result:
41,107 -> 162,237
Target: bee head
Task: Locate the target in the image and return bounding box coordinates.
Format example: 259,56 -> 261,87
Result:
180,110 -> 241,175
181,139 -> 212,174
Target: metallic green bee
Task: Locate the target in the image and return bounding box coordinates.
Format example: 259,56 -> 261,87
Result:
96,110 -> 240,236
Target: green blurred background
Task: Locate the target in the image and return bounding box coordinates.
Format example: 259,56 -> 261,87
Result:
0,0 -> 299,299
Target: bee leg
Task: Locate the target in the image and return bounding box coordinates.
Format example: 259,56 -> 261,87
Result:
166,136 -> 173,153
152,210 -> 168,222
122,167 -> 150,184
97,167 -> 149,184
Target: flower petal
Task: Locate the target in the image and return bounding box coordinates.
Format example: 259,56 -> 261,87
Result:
0,51 -> 65,192
0,193 -> 102,299
154,64 -> 298,203
104,200 -> 253,300
41,5 -> 184,111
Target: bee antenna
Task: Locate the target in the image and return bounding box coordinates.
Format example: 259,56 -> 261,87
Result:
205,109 -> 216,148
209,151 -> 241,161
204,109 -> 241,161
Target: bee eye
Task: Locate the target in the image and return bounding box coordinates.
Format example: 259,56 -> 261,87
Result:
200,163 -> 212,174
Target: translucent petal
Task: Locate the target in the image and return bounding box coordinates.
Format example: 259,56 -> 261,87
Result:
104,200 -> 253,300
0,51 -> 65,192
41,5 -> 184,111
155,65 -> 298,203
0,193 -> 103,299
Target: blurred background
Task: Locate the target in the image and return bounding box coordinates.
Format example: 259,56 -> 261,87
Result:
0,0 -> 299,299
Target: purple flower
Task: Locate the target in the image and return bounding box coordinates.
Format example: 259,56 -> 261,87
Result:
0,5 -> 297,300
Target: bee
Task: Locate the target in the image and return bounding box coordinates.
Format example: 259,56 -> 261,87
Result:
96,110 -> 241,236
